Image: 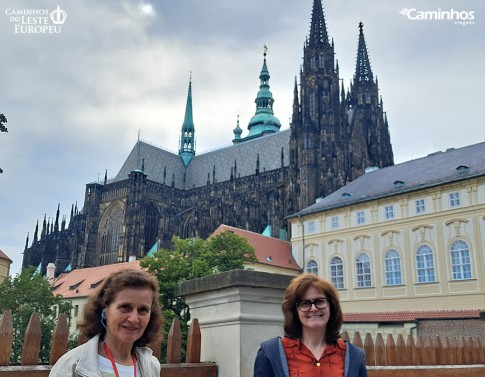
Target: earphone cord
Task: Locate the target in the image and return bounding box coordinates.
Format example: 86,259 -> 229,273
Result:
101,312 -> 110,345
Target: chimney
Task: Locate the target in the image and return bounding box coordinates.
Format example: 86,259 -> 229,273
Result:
47,263 -> 56,280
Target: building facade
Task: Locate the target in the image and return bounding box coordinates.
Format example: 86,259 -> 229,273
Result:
23,0 -> 393,275
288,142 -> 485,337
0,249 -> 12,282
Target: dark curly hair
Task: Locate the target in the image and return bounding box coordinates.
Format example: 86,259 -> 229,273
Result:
282,273 -> 343,344
77,269 -> 164,347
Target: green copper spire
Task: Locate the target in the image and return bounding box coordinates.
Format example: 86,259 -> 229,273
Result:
246,46 -> 281,138
233,114 -> 243,141
179,76 -> 195,166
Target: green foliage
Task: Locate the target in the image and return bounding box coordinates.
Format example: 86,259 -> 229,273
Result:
202,230 -> 258,273
0,267 -> 73,364
0,113 -> 7,174
141,230 -> 257,361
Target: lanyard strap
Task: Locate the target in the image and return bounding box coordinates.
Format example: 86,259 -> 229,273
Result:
103,342 -> 137,377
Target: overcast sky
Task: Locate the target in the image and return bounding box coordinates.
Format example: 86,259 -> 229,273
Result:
1,0 -> 483,275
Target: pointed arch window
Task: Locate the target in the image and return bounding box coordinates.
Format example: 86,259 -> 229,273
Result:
306,259 -> 318,275
100,206 -> 124,265
384,249 -> 402,286
356,253 -> 372,287
330,256 -> 344,289
450,240 -> 472,280
310,56 -> 316,70
144,203 -> 159,255
309,91 -> 317,117
318,53 -> 325,69
416,245 -> 435,283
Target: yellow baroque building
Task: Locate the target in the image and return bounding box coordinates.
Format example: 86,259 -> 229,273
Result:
288,142 -> 485,338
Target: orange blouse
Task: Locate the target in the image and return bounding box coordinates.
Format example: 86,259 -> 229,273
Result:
281,337 -> 346,377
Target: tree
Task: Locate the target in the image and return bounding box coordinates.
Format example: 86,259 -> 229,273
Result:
140,230 -> 258,360
0,113 -> 7,174
0,267 -> 73,364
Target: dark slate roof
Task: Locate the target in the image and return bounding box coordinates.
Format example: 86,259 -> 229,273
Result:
114,130 -> 290,189
290,141 -> 485,218
186,130 -> 290,188
114,142 -> 185,187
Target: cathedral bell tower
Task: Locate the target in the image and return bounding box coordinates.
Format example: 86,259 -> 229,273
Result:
346,22 -> 394,171
290,0 -> 343,210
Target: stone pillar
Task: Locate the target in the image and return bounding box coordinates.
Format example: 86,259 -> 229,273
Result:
176,270 -> 293,377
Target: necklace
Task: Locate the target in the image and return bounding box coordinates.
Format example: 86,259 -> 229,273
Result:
103,342 -> 137,377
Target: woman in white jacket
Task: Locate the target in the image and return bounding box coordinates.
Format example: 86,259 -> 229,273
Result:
50,269 -> 164,377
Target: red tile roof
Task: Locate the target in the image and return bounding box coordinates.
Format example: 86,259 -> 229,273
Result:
212,224 -> 301,271
344,309 -> 484,322
51,260 -> 142,298
0,249 -> 12,262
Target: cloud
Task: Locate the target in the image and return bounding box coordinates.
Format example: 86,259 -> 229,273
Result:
0,0 -> 483,276
138,2 -> 156,17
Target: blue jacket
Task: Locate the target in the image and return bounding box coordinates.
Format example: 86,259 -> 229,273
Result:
254,337 -> 367,377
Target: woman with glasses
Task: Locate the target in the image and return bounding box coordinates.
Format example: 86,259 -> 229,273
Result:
254,273 -> 367,377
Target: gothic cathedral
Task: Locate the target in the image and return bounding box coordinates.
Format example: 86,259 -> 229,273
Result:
23,0 -> 393,275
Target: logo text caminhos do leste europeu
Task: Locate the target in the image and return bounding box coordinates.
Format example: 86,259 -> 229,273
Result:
400,8 -> 475,25
5,5 -> 67,34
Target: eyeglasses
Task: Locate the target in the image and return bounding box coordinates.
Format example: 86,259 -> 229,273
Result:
296,298 -> 328,312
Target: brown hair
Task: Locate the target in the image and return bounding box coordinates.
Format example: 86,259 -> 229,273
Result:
282,273 -> 343,344
77,269 -> 164,347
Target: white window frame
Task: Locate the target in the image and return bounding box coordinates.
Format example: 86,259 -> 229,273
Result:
384,205 -> 394,220
356,211 -> 365,225
330,216 -> 339,230
416,245 -> 435,283
307,221 -> 315,234
384,249 -> 402,286
330,256 -> 344,289
450,240 -> 472,280
415,199 -> 426,215
356,253 -> 372,287
306,259 -> 318,275
449,192 -> 461,208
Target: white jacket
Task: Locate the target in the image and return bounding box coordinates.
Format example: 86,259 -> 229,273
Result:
49,334 -> 161,377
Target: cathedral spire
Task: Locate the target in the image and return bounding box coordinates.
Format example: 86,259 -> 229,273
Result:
246,46 -> 281,139
54,203 -> 60,233
308,0 -> 329,47
179,74 -> 195,166
33,220 -> 39,243
41,214 -> 47,239
291,77 -> 300,126
354,22 -> 373,83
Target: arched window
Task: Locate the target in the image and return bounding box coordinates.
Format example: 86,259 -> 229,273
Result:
450,240 -> 472,280
306,259 -> 318,275
416,245 -> 435,283
144,203 -> 159,255
330,256 -> 344,289
318,53 -> 325,69
356,253 -> 372,288
100,206 -> 124,265
384,249 -> 402,286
